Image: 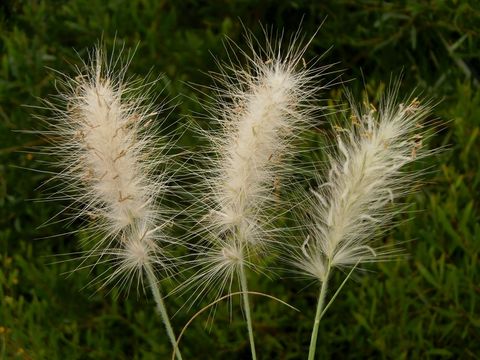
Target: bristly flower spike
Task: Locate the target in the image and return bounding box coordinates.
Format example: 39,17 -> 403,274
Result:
42,46 -> 183,359
292,83 -> 435,360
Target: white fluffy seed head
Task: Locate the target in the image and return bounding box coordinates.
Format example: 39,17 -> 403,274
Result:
185,29 -> 330,301
65,53 -> 162,235
42,47 -> 172,290
209,31 -> 327,245
293,85 -> 435,282
213,66 -> 297,242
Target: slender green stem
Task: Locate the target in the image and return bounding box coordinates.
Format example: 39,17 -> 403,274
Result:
319,262 -> 358,319
239,265 -> 257,360
308,267 -> 331,360
144,262 -> 183,360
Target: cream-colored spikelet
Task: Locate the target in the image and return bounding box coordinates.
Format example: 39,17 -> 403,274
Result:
46,48 -> 170,289
213,62 -> 304,243
294,88 -> 433,282
187,30 -> 329,301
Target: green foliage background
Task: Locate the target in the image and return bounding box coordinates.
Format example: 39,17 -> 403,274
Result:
0,1 -> 479,359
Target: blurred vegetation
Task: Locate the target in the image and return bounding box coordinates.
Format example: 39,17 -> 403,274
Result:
0,0 -> 479,359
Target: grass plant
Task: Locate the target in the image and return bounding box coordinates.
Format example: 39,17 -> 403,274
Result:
1,1 -> 478,358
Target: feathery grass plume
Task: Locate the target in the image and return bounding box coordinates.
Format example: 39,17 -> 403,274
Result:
185,28 -> 330,359
41,46 -> 183,359
292,84 -> 435,360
